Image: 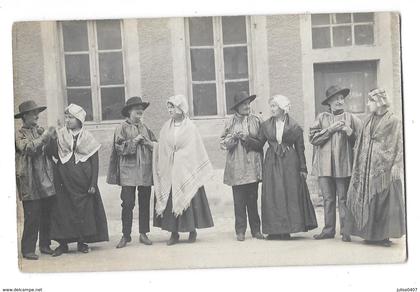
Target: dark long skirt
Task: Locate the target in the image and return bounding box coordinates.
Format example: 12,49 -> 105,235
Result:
262,148 -> 317,235
344,180 -> 406,241
153,186 -> 214,232
50,156 -> 109,243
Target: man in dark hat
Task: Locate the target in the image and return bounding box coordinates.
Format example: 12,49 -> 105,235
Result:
15,100 -> 56,260
107,96 -> 157,248
309,85 -> 362,242
220,91 -> 265,241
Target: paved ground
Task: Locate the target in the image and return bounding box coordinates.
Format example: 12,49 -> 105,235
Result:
17,175 -> 407,272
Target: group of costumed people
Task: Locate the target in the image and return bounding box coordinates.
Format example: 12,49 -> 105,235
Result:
14,85 -> 405,260
15,102 -> 108,259
309,86 -> 405,246
107,94 -> 214,248
220,92 -> 317,241
15,94 -> 215,260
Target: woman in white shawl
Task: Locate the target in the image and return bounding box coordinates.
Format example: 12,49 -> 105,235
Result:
153,95 -> 214,245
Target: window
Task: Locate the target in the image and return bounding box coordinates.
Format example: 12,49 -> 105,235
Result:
186,16 -> 252,117
60,20 -> 126,122
311,13 -> 375,49
313,61 -> 377,116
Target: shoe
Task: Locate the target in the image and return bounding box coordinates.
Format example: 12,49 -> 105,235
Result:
116,236 -> 131,249
252,232 -> 265,240
23,252 -> 39,260
313,232 -> 335,240
167,232 -> 180,246
341,234 -> 351,242
39,246 -> 54,255
236,233 -> 245,241
139,233 -> 153,246
52,244 -> 69,257
380,239 -> 392,247
77,242 -> 90,253
266,234 -> 282,240
188,230 -> 197,243
280,233 -> 291,240
365,239 -> 392,247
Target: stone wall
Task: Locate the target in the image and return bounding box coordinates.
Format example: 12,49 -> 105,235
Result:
13,22 -> 47,127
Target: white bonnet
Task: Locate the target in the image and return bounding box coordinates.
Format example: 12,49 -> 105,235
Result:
65,103 -> 86,124
167,94 -> 189,115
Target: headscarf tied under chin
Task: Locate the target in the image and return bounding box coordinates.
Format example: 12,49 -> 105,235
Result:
57,104 -> 101,164
368,88 -> 390,108
269,95 -> 291,115
167,94 -> 189,116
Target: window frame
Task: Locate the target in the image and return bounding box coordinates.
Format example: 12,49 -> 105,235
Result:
311,13 -> 376,49
58,20 -> 128,124
185,16 -> 254,119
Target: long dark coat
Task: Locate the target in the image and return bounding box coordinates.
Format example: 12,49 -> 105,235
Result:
15,125 -> 55,201
259,116 -> 317,235
50,138 -> 109,243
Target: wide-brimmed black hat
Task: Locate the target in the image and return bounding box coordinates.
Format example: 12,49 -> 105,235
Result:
121,96 -> 150,117
14,100 -> 47,119
230,91 -> 257,111
321,85 -> 350,106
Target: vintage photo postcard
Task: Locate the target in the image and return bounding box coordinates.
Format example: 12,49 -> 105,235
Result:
12,11 -> 406,273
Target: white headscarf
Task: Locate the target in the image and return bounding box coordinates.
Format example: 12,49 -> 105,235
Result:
368,88 -> 390,108
269,95 -> 291,114
167,94 -> 189,115
269,95 -> 291,144
65,103 -> 87,124
58,103 -> 100,164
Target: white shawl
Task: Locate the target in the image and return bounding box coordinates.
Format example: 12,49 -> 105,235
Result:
57,127 -> 101,164
153,117 -> 213,217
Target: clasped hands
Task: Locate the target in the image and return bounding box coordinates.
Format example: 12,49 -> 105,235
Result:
41,126 -> 57,142
133,134 -> 154,148
328,120 -> 352,136
232,131 -> 249,141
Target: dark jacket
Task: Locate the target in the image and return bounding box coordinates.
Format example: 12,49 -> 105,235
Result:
309,111 -> 361,177
220,113 -> 263,186
259,115 -> 308,173
107,119 -> 157,186
15,125 -> 55,201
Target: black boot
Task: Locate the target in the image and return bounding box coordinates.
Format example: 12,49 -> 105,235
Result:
188,230 -> 197,243
139,233 -> 153,245
77,242 -> 90,253
52,243 -> 69,257
116,236 -> 132,249
167,232 -> 180,246
39,245 -> 54,255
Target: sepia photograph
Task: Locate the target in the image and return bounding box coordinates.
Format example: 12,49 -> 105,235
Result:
3,0 -> 420,291
11,11 -> 407,273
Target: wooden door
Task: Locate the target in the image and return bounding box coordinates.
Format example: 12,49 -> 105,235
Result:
314,61 -> 377,117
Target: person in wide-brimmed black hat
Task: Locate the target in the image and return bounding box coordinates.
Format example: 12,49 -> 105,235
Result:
107,96 -> 157,248
220,91 -> 265,241
309,85 -> 362,242
15,100 -> 57,260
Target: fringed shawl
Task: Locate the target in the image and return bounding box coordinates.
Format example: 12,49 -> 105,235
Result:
57,127 -> 101,164
153,117 -> 214,217
347,111 -> 403,230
